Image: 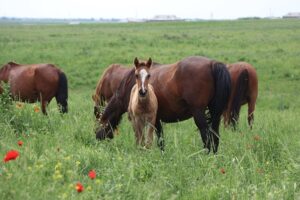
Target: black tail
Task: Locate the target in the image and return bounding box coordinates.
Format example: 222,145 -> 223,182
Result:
56,72 -> 68,113
208,62 -> 231,153
229,69 -> 248,126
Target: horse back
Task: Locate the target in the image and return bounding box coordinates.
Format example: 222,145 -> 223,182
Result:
9,64 -> 61,101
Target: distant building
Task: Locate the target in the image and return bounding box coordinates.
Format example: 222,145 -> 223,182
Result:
147,15 -> 185,22
283,12 -> 300,18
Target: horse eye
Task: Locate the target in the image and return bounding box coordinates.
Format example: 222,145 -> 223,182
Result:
135,74 -> 138,78
147,74 -> 151,78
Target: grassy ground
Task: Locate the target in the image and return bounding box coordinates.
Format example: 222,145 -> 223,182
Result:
0,19 -> 299,199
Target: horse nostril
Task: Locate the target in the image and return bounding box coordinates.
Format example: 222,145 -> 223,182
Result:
139,90 -> 147,96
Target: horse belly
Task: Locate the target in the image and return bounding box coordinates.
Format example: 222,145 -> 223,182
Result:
158,105 -> 192,123
10,75 -> 38,102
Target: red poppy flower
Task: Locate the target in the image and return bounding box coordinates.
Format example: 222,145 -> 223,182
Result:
18,141 -> 23,146
76,182 -> 84,193
34,106 -> 40,113
220,168 -> 226,174
88,170 -> 96,180
3,150 -> 19,162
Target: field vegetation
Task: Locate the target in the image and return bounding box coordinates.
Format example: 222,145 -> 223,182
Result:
0,19 -> 299,199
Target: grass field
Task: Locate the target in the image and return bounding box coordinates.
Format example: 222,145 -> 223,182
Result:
0,19 -> 300,199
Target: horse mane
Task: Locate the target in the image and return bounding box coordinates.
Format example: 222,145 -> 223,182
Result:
100,68 -> 136,129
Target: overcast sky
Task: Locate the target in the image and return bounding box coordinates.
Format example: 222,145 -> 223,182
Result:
0,0 -> 299,19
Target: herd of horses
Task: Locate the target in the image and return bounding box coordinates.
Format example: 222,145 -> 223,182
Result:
0,56 -> 258,153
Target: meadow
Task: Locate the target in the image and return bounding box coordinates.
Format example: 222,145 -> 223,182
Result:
0,19 -> 299,199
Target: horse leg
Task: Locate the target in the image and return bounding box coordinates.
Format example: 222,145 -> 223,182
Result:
248,99 -> 256,129
155,119 -> 164,151
145,119 -> 155,148
41,100 -> 48,115
230,103 -> 241,130
133,119 -> 143,146
192,109 -> 210,152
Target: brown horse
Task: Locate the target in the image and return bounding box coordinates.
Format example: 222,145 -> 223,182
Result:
92,64 -> 131,119
96,56 -> 231,153
128,58 -> 158,148
223,62 -> 258,128
0,61 -> 68,114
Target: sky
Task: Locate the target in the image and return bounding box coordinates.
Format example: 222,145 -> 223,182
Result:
0,0 -> 299,19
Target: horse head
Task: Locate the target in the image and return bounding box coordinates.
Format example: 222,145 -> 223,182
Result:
134,57 -> 152,98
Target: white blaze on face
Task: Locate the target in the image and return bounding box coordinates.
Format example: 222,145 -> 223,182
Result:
139,69 -> 148,93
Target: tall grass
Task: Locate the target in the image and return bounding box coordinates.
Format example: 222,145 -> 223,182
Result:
0,19 -> 299,199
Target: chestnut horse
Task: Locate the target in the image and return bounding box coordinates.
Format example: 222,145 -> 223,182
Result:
96,56 -> 231,153
0,61 -> 68,114
92,64 -> 131,119
128,58 -> 158,148
223,62 -> 258,128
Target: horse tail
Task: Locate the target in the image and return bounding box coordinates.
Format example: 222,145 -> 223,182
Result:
229,69 -> 248,126
55,71 -> 68,113
209,62 -> 231,134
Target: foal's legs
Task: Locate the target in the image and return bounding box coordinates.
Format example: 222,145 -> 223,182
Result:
145,119 -> 156,148
133,119 -> 143,146
192,108 -> 210,151
155,119 -> 164,151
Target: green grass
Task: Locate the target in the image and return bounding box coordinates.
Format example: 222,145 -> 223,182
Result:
0,19 -> 300,199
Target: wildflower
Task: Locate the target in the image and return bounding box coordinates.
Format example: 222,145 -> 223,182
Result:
53,173 -> 63,180
220,168 -> 226,174
253,135 -> 260,141
34,105 -> 40,113
86,186 -> 92,191
64,156 -> 71,161
55,162 -> 62,170
6,173 -> 12,179
88,170 -> 96,180
18,141 -> 23,146
3,150 -> 19,162
76,182 -> 84,193
16,102 -> 24,109
95,179 -> 102,185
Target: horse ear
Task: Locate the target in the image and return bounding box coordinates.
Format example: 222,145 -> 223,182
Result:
146,58 -> 152,68
134,57 -> 139,68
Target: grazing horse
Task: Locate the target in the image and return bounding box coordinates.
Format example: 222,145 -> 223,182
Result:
128,58 -> 158,148
223,62 -> 258,128
96,56 -> 231,153
92,64 -> 131,119
0,61 -> 68,114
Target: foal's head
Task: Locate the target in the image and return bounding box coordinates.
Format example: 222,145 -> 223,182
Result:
134,57 -> 152,98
